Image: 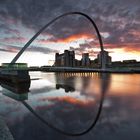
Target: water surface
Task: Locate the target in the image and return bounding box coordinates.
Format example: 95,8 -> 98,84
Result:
0,72 -> 140,140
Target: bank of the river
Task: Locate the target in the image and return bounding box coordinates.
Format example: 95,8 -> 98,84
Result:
0,116 -> 14,140
1,67 -> 140,74
28,67 -> 140,73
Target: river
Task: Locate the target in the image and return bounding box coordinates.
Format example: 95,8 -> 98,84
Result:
0,72 -> 140,140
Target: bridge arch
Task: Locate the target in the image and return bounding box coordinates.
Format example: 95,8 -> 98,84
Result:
10,12 -> 104,68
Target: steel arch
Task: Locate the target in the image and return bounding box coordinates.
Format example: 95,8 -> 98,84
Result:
10,12 -> 104,67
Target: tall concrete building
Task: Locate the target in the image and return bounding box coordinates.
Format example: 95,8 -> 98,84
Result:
97,50 -> 111,68
81,53 -> 90,66
55,49 -> 112,68
55,50 -> 75,67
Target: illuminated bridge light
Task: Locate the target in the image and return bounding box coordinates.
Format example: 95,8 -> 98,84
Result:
2,63 -> 28,69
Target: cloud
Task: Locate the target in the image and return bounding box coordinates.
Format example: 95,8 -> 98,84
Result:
0,48 -> 15,53
0,42 -> 58,54
0,37 -> 27,44
0,0 -> 140,56
27,45 -> 59,54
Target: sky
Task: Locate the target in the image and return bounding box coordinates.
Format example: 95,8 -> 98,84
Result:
0,0 -> 140,66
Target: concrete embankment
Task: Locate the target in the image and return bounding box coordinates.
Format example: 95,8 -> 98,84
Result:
0,116 -> 14,140
1,67 -> 140,73
36,67 -> 140,73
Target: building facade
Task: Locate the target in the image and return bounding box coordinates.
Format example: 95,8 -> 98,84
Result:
97,50 -> 112,68
55,50 -> 75,67
55,49 -> 112,68
81,53 -> 90,66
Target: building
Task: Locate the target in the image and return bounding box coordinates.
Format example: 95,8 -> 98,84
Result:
81,53 -> 90,66
122,59 -> 137,63
75,59 -> 81,67
55,49 -> 112,68
90,58 -> 100,68
111,60 -> 140,68
97,50 -> 111,68
55,50 -> 75,67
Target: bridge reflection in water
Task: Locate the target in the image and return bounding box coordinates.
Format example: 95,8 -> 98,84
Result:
0,72 -> 110,136
0,72 -> 140,140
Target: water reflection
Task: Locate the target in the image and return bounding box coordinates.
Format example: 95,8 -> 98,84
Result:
55,72 -> 111,95
1,72 -> 140,139
55,73 -> 76,92
0,78 -> 30,101
99,73 -> 111,94
0,72 -> 111,136
24,73 -> 110,136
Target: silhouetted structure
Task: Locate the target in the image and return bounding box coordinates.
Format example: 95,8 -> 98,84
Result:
97,50 -> 112,67
10,12 -> 105,70
55,49 -> 112,68
55,73 -> 75,92
81,53 -> 90,66
55,50 -> 75,67
123,59 -> 137,63
75,59 -> 81,67
111,59 -> 140,68
0,63 -> 31,94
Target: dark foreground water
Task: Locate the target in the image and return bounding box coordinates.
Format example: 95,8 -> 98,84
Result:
0,72 -> 140,140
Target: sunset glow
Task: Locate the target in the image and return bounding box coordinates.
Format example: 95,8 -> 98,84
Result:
0,0 -> 140,66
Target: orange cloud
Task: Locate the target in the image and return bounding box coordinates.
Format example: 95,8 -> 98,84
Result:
46,96 -> 95,107
38,33 -> 95,44
55,33 -> 95,43
122,43 -> 140,51
103,43 -> 140,52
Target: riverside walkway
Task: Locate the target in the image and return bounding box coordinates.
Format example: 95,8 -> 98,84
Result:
0,116 -> 14,140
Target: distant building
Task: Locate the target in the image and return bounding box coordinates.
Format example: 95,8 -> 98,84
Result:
122,59 -> 137,63
90,58 -> 100,68
75,59 -> 81,67
55,50 -> 75,67
111,59 -> 140,68
97,50 -> 111,67
81,53 -> 90,66
54,49 -> 112,68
